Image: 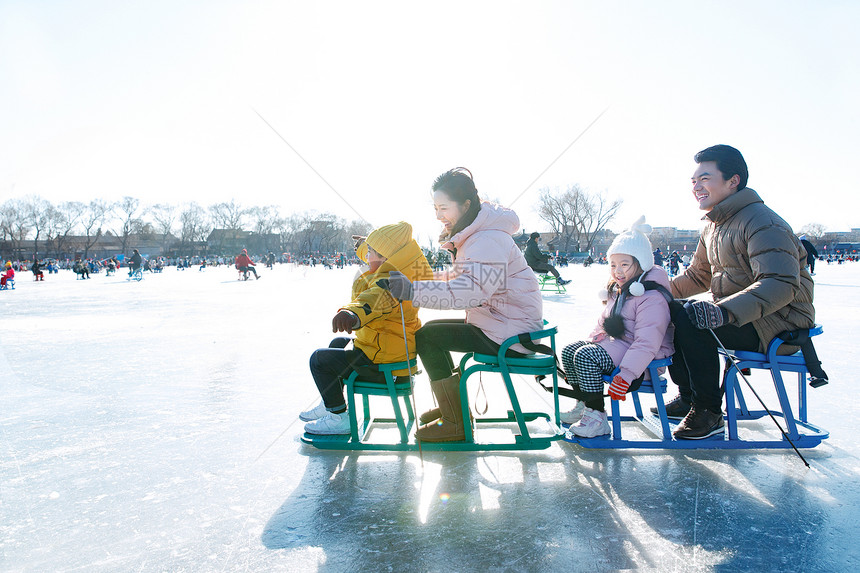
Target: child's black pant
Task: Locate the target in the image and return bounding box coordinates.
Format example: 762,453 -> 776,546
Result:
309,337 -> 385,410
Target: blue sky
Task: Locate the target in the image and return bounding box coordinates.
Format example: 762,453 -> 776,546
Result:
2,0 -> 858,244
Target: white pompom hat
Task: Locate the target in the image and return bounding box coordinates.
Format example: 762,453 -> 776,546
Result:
607,215 -> 654,273
605,216 -> 655,297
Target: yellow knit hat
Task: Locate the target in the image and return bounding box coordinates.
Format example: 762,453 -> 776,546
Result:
365,221 -> 413,259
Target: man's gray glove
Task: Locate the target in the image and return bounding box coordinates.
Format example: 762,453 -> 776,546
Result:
377,271 -> 413,302
684,300 -> 729,330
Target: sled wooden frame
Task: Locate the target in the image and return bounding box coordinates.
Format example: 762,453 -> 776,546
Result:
538,274 -> 566,294
301,358 -> 419,451
302,327 -> 564,451
566,326 -> 829,449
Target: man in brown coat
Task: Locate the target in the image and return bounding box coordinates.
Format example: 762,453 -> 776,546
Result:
664,145 -> 815,439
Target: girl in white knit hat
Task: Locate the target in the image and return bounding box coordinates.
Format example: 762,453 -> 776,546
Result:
560,216 -> 675,437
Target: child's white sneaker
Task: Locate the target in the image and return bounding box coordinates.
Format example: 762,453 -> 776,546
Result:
559,400 -> 586,424
569,408 -> 610,438
304,412 -> 351,435
299,400 -> 329,422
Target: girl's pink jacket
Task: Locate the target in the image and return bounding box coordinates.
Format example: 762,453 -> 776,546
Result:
589,266 -> 675,383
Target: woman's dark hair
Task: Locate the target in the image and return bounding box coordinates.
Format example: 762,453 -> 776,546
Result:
694,144 -> 748,190
433,167 -> 481,240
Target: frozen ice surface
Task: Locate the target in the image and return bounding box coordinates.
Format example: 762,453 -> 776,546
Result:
1,261 -> 859,572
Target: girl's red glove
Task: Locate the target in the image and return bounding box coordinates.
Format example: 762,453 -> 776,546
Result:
608,375 -> 630,401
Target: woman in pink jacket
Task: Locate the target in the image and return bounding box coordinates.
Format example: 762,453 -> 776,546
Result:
382,167 -> 543,442
561,217 -> 674,438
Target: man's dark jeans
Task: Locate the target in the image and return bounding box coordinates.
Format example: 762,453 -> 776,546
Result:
668,302 -> 760,414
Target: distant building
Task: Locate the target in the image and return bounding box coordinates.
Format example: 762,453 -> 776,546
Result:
207,229 -> 252,255
206,229 -> 281,256
814,228 -> 860,255
646,227 -> 700,255
3,232 -> 178,261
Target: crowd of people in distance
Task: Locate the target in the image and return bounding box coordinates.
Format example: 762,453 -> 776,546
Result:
3,231 -> 850,288
0,250 -> 377,283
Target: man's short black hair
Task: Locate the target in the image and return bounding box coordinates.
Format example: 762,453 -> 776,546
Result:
530,232 -> 540,239
694,144 -> 748,190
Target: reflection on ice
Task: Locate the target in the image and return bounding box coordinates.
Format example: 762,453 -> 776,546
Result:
536,461 -> 566,482
478,482 -> 502,511
1,263 -> 858,570
477,455 -> 525,485
413,458 -> 442,524
683,457 -> 775,508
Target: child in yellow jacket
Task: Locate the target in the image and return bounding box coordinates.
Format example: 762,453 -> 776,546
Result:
300,221 -> 433,435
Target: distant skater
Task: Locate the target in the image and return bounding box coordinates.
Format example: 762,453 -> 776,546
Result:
128,249 -> 143,276
800,235 -> 819,275
524,232 -> 570,285
31,260 -> 45,281
1,262 -> 14,288
235,249 -> 260,279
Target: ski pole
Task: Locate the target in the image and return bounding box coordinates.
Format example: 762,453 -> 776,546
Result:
707,328 -> 809,468
400,301 -> 423,466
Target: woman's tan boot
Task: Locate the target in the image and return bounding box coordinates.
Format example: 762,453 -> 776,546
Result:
416,374 -> 468,442
417,368 -> 458,425
419,407 -> 441,425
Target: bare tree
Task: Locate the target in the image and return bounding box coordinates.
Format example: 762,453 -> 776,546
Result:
799,223 -> 827,240
21,196 -> 54,258
80,199 -> 110,259
316,214 -> 345,253
49,201 -> 85,258
283,212 -> 313,253
110,196 -> 145,254
247,205 -> 280,235
281,211 -> 349,254
345,219 -> 373,244
209,199 -> 246,230
537,184 -> 622,253
273,215 -> 295,253
339,218 -> 374,254
247,205 -> 284,252
151,203 -> 177,252
537,186 -> 578,252
576,190 -> 622,253
178,202 -> 210,255
0,198 -> 31,258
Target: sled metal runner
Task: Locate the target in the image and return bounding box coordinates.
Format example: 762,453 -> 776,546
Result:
538,274 -> 566,294
301,359 -> 419,451
302,327 -> 564,451
565,327 -> 829,449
